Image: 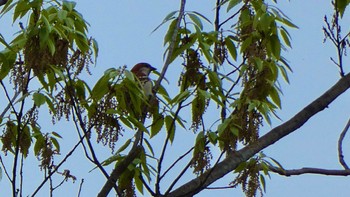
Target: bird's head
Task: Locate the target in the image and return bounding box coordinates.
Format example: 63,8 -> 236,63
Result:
131,63 -> 156,78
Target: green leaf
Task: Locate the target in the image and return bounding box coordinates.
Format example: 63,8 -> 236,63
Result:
165,115 -> 175,143
240,36 -> 252,53
207,70 -> 222,87
116,139 -> 131,154
164,19 -> 177,46
279,17 -> 298,29
134,171 -> 144,194
57,10 -> 68,21
63,1 -> 76,12
13,0 -> 30,22
217,118 -> 231,134
234,161 -> 247,173
279,27 -> 291,48
188,13 -> 203,30
124,70 -> 135,81
269,35 -> 281,59
0,51 -> 16,80
170,90 -> 190,105
128,116 -> 148,134
260,174 -> 266,192
336,0 -> 350,17
190,11 -> 212,24
91,75 -> 110,101
47,38 -> 56,56
92,38 -> 99,60
267,156 -> 285,170
119,116 -> 133,129
102,155 -> 122,167
227,0 -> 242,12
269,86 -> 281,108
230,126 -> 239,136
152,10 -> 178,33
50,137 -> 60,153
208,131 -> 218,145
34,135 -> 45,156
1,0 -> 16,19
198,89 -> 211,99
10,32 -> 27,50
164,10 -> 178,21
158,84 -> 171,102
33,92 -> 46,107
151,115 -> 164,138
0,34 -> 12,49
225,37 -> 237,60
51,131 -> 62,139
74,32 -> 89,53
143,138 -> 155,156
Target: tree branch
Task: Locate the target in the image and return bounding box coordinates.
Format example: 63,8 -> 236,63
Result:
167,72 -> 350,196
97,145 -> 142,197
153,0 -> 186,92
269,166 -> 350,176
338,118 -> 350,169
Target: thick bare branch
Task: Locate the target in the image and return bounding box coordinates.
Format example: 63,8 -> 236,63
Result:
167,73 -> 350,197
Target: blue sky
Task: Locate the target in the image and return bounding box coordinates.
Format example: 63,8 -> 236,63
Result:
1,0 -> 350,196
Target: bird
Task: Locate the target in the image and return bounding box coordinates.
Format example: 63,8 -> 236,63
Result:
131,63 -> 157,97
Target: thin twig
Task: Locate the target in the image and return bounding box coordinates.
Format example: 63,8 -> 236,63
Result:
155,101 -> 185,195
63,68 -> 112,184
138,175 -> 156,196
0,90 -> 20,119
19,154 -> 24,197
164,160 -> 193,196
31,132 -> 87,197
77,179 -> 84,197
160,146 -> 194,180
0,155 -> 11,181
338,118 -> 350,169
10,69 -> 31,197
218,3 -> 246,29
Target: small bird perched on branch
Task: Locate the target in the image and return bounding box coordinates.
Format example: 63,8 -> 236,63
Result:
131,62 -> 157,97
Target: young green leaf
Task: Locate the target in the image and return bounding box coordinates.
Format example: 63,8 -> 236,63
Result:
33,92 -> 46,107
134,171 -> 144,194
225,37 -> 237,60
164,19 -> 178,46
50,137 -> 60,153
188,13 -> 203,30
116,139 -> 131,154
151,115 -> 164,138
279,28 -> 291,48
227,0 -> 242,12
269,35 -> 281,59
165,115 -> 176,143
269,86 -> 281,108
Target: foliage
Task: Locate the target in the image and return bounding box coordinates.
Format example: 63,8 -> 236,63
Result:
2,0 -> 347,197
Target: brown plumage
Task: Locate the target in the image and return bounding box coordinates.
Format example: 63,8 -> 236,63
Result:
131,63 -> 156,97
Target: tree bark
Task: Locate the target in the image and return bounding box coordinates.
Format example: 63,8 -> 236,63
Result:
167,73 -> 350,197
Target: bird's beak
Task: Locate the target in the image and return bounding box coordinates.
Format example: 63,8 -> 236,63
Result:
150,66 -> 157,71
